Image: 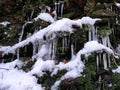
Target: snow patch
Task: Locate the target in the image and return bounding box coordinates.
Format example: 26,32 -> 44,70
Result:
0,69 -> 44,90
0,21 -> 10,27
34,13 -> 55,23
112,66 -> 120,73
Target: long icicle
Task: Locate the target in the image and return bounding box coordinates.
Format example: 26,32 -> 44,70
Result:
17,21 -> 32,59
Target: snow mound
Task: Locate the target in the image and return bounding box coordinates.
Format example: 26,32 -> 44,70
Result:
0,69 -> 43,90
29,58 -> 55,77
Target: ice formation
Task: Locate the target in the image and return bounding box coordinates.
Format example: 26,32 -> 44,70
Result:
0,12 -> 116,90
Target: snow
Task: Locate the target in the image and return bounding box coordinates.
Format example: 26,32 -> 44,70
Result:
0,69 -> 44,90
1,16 -> 110,90
0,59 -> 23,69
80,17 -> 101,25
0,21 -> 10,26
29,58 -> 55,77
51,80 -> 61,90
0,46 -> 11,53
77,41 -> 113,55
115,3 -> 120,7
112,66 -> 120,73
51,40 -> 114,90
32,44 -> 49,59
34,13 -> 55,23
0,59 -> 44,90
116,44 -> 120,55
61,70 -> 80,80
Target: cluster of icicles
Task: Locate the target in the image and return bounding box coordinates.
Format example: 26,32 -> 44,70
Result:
0,2 -> 119,90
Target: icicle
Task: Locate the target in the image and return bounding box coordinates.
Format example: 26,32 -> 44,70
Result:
55,1 -> 60,15
17,21 -> 32,59
102,37 -> 108,70
32,42 -> 36,56
91,25 -> 96,40
71,44 -> 75,60
108,55 -> 111,67
48,42 -> 52,59
102,36 -> 107,46
96,54 -> 99,72
60,1 -> 64,17
30,8 -> 34,20
65,37 -> 68,50
116,17 -> 119,24
17,49 -> 20,60
103,53 -> 108,70
97,76 -> 102,90
68,34 -> 70,46
88,25 -> 92,41
52,40 -> 55,59
52,37 -> 58,59
88,24 -> 97,41
107,36 -> 114,50
62,37 -> 64,52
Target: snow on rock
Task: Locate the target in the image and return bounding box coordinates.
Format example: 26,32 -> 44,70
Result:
29,58 -> 55,77
112,66 -> 120,73
34,13 -> 55,23
0,69 -> 44,90
0,21 -> 10,26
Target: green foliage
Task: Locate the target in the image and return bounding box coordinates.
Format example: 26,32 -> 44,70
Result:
58,77 -> 86,90
112,73 -> 120,90
97,26 -> 112,37
62,12 -> 74,18
0,24 -> 19,45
